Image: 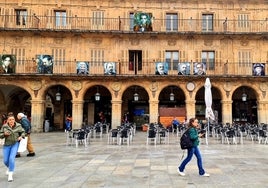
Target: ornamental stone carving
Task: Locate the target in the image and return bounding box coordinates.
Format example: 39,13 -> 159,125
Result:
111,82 -> 121,91
149,82 -> 158,92
223,81 -> 232,92
260,82 -> 268,92
71,81 -> 82,91
30,81 -> 42,91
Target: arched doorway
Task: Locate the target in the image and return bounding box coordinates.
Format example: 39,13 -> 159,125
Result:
158,86 -> 186,127
195,86 -> 222,124
83,85 -> 112,126
122,85 -> 149,130
45,85 -> 72,131
232,86 -> 258,124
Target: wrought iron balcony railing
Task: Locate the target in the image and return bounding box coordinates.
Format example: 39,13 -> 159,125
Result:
8,60 -> 266,77
0,15 -> 267,33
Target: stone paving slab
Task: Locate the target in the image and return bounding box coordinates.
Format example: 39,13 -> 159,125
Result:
0,131 -> 267,188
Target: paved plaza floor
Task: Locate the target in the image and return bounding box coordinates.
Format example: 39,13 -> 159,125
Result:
0,130 -> 267,188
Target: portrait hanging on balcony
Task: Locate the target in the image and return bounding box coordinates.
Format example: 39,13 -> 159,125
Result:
155,62 -> 168,75
178,62 -> 191,75
193,62 -> 206,75
252,63 -> 265,76
0,54 -> 16,73
133,12 -> 153,32
36,55 -> 53,74
76,61 -> 89,75
104,62 -> 116,75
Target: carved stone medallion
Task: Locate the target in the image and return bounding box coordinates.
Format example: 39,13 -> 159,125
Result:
111,82 -> 121,91
72,81 -> 82,91
30,81 -> 42,91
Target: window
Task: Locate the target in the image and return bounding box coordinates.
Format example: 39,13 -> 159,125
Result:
129,50 -> 142,74
202,14 -> 213,31
129,13 -> 134,31
16,9 -> 27,26
91,49 -> 104,65
92,11 -> 104,26
238,14 -> 249,28
166,13 -> 178,31
55,11 -> 67,27
165,51 -> 179,70
238,51 -> 251,67
202,51 -> 215,70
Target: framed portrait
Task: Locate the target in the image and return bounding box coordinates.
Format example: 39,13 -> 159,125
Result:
104,62 -> 116,75
36,55 -> 53,74
252,63 -> 265,76
193,62 -> 206,75
155,62 -> 168,75
133,12 -> 153,32
0,54 -> 16,73
76,61 -> 89,75
178,62 -> 190,75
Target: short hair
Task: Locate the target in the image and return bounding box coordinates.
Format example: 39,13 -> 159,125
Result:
17,112 -> 25,118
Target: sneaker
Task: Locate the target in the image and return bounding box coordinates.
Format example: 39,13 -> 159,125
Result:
177,168 -> 185,176
8,172 -> 13,182
6,169 -> 9,176
27,152 -> 35,157
201,173 -> 210,177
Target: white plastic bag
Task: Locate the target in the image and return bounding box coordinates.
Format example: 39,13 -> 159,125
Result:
18,137 -> 28,152
0,138 -> 5,146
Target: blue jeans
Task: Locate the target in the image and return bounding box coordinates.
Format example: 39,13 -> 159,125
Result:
179,146 -> 205,175
3,142 -> 19,172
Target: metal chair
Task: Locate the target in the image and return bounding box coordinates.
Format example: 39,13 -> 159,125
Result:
93,122 -> 103,139
73,129 -> 89,147
107,129 -> 119,145
66,130 -> 74,146
158,128 -> 169,144
146,128 -> 157,145
258,129 -> 267,144
118,128 -> 131,145
224,129 -> 237,144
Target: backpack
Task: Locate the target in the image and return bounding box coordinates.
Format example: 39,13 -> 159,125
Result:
180,129 -> 194,150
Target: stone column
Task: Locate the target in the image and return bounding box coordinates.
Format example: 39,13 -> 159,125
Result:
257,100 -> 268,124
111,100 -> 122,129
185,99 -> 196,120
149,100 -> 159,123
72,100 -> 84,129
30,99 -> 45,133
221,100 -> 233,124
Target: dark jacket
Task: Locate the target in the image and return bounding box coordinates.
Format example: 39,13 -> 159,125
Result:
0,122 -> 25,146
189,127 -> 200,147
20,117 -> 31,133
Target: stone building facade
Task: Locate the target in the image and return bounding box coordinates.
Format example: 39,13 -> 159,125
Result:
0,0 -> 267,131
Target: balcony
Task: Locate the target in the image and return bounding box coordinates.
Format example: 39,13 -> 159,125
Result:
9,60 -> 266,77
0,15 -> 267,34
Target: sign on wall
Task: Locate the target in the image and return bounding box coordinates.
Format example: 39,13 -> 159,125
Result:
252,63 -> 265,76
178,62 -> 191,75
104,62 -> 116,75
193,62 -> 206,75
36,55 -> 53,74
155,62 -> 168,75
0,55 -> 16,73
133,12 -> 153,32
77,61 -> 89,75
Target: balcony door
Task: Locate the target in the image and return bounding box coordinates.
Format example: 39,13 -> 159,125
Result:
129,50 -> 142,75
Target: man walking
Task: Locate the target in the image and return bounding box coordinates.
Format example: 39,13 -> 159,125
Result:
16,113 -> 35,157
